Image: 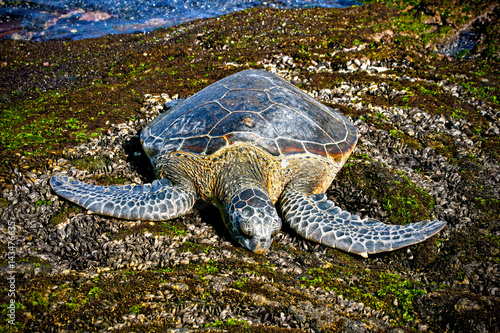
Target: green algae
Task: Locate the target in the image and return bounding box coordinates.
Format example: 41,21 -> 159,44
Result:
178,241 -> 213,254
338,161 -> 436,225
205,318 -> 249,329
109,220 -> 188,241
49,206 -> 82,226
300,266 -> 429,325
72,156 -> 110,172
381,175 -> 436,225
94,176 -> 127,186
0,198 -> 10,208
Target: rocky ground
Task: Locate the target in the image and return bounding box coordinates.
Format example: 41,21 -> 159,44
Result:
1,0 -> 499,332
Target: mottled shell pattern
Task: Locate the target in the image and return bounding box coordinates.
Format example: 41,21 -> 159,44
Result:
141,70 -> 358,161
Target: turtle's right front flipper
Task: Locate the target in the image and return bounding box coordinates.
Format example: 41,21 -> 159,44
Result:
50,175 -> 196,221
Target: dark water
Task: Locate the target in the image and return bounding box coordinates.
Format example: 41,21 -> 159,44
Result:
0,0 -> 361,41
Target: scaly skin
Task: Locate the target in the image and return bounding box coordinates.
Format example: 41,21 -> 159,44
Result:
49,176 -> 196,221
154,144 -> 326,253
279,189 -> 446,258
51,143 -> 445,255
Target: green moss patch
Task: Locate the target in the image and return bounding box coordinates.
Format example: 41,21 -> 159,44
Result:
108,220 -> 188,241
49,206 -> 82,226
338,161 -> 436,225
178,241 -> 213,254
301,265 -> 429,325
72,156 -> 110,172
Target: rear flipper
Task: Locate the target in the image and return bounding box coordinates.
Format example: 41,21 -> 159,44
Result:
50,175 -> 196,221
279,190 -> 446,257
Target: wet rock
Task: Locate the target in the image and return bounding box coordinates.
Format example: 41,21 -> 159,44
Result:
1,38 -> 498,332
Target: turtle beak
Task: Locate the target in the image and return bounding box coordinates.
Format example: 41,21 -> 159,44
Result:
249,237 -> 273,254
238,236 -> 273,254
252,247 -> 269,255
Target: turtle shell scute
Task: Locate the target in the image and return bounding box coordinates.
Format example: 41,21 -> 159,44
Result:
141,69 -> 358,158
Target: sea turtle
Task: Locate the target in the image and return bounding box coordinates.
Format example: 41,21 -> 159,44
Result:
50,69 -> 445,257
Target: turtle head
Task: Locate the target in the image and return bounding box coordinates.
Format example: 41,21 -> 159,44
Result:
223,188 -> 282,254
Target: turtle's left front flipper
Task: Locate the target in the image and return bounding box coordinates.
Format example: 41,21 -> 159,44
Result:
279,190 -> 446,257
50,175 -> 196,221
